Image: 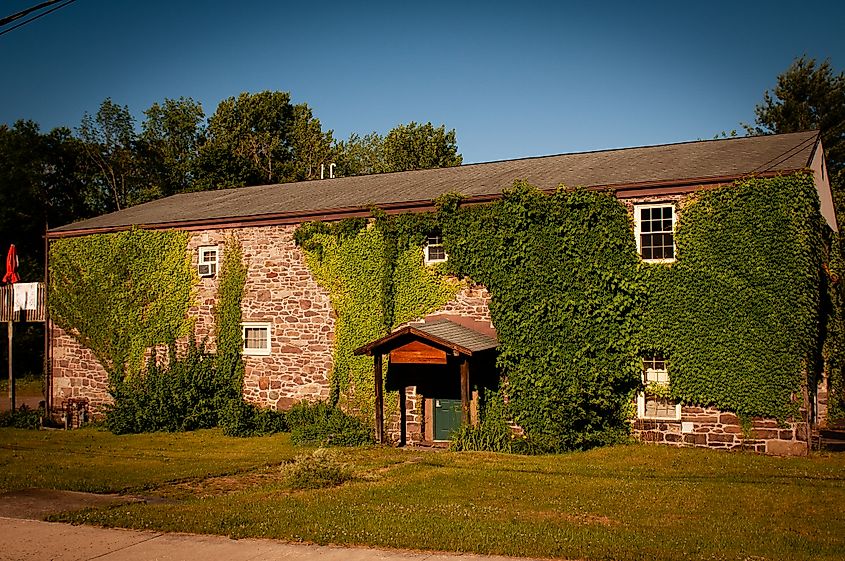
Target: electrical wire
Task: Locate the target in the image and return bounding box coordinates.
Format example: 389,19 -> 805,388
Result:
0,0 -> 77,38
0,0 -> 64,27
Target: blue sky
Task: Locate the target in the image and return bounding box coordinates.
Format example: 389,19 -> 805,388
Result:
1,0 -> 843,163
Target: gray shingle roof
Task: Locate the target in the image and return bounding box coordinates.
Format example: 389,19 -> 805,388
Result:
414,320 -> 498,353
353,318 -> 498,356
51,130 -> 819,234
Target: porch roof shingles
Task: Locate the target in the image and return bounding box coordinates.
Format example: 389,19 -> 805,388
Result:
354,319 -> 498,357
51,130 -> 819,234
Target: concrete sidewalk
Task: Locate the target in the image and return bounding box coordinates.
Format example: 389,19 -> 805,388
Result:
1,517 -> 540,561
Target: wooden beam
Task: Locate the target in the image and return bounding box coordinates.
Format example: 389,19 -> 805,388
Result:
460,357 -> 470,426
374,353 -> 384,444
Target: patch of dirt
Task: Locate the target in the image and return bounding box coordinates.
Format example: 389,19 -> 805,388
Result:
0,488 -> 146,520
524,509 -> 622,527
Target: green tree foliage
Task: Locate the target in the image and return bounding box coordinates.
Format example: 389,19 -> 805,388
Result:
289,103 -> 336,181
440,183 -> 643,451
140,97 -> 206,198
48,229 -> 195,381
381,122 -> 462,172
333,122 -> 461,177
0,121 -> 93,277
77,98 -> 144,212
747,57 -> 845,175
195,91 -> 335,188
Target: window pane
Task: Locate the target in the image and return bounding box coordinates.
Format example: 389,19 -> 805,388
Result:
244,327 -> 268,349
428,246 -> 446,261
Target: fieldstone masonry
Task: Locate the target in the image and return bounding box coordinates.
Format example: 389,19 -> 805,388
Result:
633,406 -> 810,456
50,217 -> 816,455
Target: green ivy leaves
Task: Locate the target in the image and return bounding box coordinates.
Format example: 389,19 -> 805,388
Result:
49,228 -> 194,383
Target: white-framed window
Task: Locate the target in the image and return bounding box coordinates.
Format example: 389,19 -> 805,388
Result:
637,356 -> 681,420
197,246 -> 219,277
242,322 -> 271,356
423,234 -> 447,265
634,204 -> 675,262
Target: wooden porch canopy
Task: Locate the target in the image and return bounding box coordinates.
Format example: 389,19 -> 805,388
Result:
354,319 -> 498,443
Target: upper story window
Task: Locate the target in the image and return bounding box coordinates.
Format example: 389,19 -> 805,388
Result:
634,204 -> 675,262
198,246 -> 219,277
242,322 -> 271,356
638,355 -> 680,420
424,234 -> 447,265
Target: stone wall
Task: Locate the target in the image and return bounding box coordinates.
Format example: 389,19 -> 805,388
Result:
50,324 -> 111,411
51,224 -> 336,413
50,225 -> 492,419
632,406 -> 810,456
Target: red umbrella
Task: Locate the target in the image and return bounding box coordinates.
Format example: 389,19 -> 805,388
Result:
2,245 -> 18,284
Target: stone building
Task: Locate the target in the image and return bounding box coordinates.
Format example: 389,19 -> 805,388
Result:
47,130 -> 836,454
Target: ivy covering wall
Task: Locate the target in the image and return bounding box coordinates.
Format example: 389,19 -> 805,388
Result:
294,217 -> 461,420
639,174 -> 825,420
49,228 -> 194,381
439,183 -> 644,450
49,170 -> 834,446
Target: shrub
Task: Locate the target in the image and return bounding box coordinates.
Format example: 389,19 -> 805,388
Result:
286,448 -> 354,490
449,392 -> 513,453
0,405 -> 42,429
287,401 -> 374,446
105,338 -> 238,434
220,399 -> 287,437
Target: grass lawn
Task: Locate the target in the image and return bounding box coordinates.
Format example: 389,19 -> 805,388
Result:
2,427 -> 844,560
0,378 -> 43,397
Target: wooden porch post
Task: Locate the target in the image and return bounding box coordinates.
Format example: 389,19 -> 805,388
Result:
374,353 -> 384,444
460,356 -> 470,426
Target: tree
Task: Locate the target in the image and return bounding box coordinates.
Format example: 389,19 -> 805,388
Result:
747,57 -> 845,175
380,122 -> 462,173
333,122 -> 462,178
140,97 -> 205,197
333,132 -> 384,177
0,121 -> 93,277
196,91 -> 294,188
77,98 -> 143,212
287,103 -> 335,181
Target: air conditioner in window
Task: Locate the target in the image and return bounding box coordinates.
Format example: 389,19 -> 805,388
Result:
198,263 -> 215,277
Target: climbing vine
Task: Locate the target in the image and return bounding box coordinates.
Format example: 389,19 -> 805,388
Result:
440,182 -> 644,450
214,236 -> 248,393
639,174 -> 824,420
823,231 -> 845,421
295,216 -> 461,420
49,228 -> 194,382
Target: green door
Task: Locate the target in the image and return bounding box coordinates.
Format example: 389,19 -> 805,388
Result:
434,398 -> 463,440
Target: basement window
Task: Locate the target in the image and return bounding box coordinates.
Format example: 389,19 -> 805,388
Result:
197,246 -> 218,277
634,204 -> 675,262
424,235 -> 447,265
242,322 -> 271,356
638,356 -> 681,420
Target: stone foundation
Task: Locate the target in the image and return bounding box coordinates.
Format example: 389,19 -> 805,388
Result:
632,406 -> 810,456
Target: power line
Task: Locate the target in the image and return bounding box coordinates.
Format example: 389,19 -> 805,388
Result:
0,0 -> 64,27
0,0 -> 77,38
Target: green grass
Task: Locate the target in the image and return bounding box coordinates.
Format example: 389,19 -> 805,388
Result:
0,378 -> 42,397
0,427 -> 297,493
2,427 -> 844,560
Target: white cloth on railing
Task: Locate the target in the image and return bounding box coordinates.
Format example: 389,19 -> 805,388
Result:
13,282 -> 39,311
